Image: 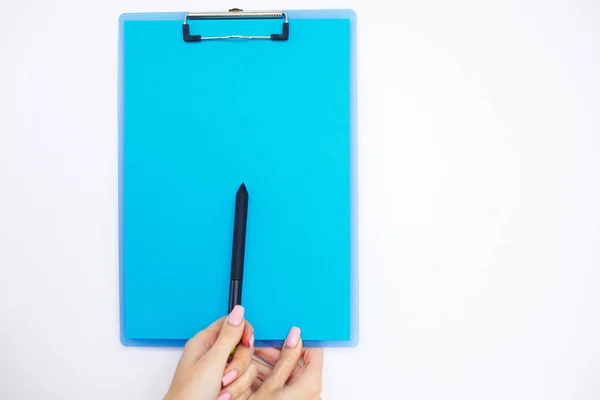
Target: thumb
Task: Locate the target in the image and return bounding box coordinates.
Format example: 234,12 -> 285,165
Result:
262,327 -> 303,391
209,305 -> 247,362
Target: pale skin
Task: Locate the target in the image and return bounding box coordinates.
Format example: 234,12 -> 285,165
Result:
164,305 -> 324,400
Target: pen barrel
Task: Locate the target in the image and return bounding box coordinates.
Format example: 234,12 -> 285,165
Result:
230,187 -> 248,280
228,280 -> 242,312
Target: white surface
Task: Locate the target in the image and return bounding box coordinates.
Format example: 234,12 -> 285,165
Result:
1,1 -> 599,399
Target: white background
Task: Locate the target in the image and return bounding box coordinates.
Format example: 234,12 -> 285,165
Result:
1,0 -> 599,399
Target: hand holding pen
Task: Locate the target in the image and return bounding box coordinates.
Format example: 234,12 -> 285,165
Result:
163,305 -> 255,400
163,306 -> 323,400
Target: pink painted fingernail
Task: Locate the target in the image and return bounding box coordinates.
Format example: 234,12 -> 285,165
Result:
285,327 -> 301,349
227,305 -> 244,326
221,370 -> 238,386
216,392 -> 232,400
249,334 -> 255,347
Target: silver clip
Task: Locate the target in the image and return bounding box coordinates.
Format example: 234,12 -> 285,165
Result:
182,8 -> 289,42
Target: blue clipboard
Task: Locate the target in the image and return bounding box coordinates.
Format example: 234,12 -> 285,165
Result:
118,9 -> 358,348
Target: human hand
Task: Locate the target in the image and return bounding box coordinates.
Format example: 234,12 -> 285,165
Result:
248,327 -> 324,400
164,305 -> 258,400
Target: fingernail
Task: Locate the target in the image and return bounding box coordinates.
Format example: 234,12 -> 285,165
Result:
216,392 -> 232,400
227,305 -> 244,326
221,370 -> 238,387
285,327 -> 301,349
249,335 -> 255,348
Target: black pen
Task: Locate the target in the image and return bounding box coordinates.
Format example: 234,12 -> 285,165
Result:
229,182 -> 248,314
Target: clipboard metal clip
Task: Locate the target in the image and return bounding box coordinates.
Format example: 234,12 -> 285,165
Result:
183,8 -> 289,42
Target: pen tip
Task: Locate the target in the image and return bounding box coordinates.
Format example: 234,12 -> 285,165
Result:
238,182 -> 247,194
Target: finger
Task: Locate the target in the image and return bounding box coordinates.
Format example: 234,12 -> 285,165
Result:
251,378 -> 262,393
180,316 -> 226,363
262,327 -> 302,390
209,305 -> 247,363
180,317 -> 253,364
302,348 -> 324,375
253,356 -> 302,383
222,343 -> 254,388
254,347 -> 282,366
252,358 -> 273,381
287,348 -> 324,398
286,371 -> 323,399
236,388 -> 253,400
241,321 -> 254,348
217,363 -> 258,400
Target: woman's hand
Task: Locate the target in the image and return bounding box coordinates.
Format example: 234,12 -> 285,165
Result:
249,327 -> 324,400
164,305 -> 258,400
